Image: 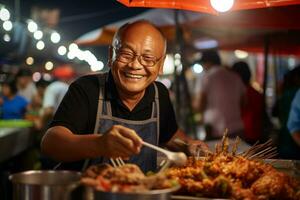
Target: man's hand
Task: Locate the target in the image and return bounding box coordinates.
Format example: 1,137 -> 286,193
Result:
166,129 -> 209,156
187,140 -> 209,157
97,125 -> 143,158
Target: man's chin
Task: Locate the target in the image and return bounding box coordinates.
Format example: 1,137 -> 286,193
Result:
120,84 -> 147,95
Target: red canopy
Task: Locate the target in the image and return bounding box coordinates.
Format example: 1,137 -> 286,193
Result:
187,5 -> 300,55
118,0 -> 300,14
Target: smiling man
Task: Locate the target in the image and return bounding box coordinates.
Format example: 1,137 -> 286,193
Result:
41,20 -> 206,172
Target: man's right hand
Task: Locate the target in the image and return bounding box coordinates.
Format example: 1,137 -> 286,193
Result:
97,125 -> 143,158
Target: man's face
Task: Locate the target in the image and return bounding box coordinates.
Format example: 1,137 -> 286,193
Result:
109,24 -> 165,96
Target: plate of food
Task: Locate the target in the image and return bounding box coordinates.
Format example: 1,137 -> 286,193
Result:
81,163 -> 180,200
166,136 -> 300,200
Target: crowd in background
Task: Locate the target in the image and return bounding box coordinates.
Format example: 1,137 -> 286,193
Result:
0,66 -> 75,128
0,66 -> 75,170
192,50 -> 300,160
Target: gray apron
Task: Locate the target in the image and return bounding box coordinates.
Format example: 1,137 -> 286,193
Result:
83,74 -> 160,173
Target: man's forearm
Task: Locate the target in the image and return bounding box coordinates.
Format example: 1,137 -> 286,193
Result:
41,126 -> 102,162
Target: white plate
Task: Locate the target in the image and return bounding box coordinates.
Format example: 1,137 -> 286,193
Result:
171,195 -> 229,200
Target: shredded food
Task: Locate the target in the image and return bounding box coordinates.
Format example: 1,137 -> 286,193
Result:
81,163 -> 178,193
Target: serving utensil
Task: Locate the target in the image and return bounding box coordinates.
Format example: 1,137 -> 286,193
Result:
110,157 -> 125,167
142,141 -> 187,167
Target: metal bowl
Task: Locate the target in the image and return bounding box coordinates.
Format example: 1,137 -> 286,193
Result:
9,170 -> 81,200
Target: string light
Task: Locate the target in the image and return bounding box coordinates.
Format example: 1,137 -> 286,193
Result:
27,20 -> 38,32
45,61 -> 54,70
58,45 -> 67,55
50,32 -> 60,43
1,3 -> 104,72
90,61 -> 104,72
33,30 -> 43,40
3,33 -> 10,42
26,57 -> 34,65
3,20 -> 12,31
0,7 -> 10,21
36,40 -> 45,50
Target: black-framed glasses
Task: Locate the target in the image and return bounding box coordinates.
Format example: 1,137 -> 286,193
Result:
114,47 -> 163,67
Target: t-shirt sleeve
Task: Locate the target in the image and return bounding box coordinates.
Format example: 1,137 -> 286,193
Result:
49,76 -> 96,134
156,82 -> 178,144
287,90 -> 300,134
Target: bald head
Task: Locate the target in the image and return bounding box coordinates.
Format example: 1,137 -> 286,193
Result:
112,20 -> 167,54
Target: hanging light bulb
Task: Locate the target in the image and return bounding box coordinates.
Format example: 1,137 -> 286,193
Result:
27,20 -> 38,32
26,57 -> 34,65
3,20 -> 13,31
36,41 -> 45,50
58,46 -> 67,55
45,61 -> 54,70
51,32 -> 60,43
210,0 -> 234,12
33,30 -> 43,40
0,7 -> 10,21
3,34 -> 10,42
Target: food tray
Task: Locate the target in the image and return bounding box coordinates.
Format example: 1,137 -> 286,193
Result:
171,159 -> 300,200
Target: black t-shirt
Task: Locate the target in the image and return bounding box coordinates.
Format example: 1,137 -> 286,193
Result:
50,71 -> 178,144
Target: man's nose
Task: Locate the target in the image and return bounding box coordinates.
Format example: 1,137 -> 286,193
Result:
127,56 -> 143,69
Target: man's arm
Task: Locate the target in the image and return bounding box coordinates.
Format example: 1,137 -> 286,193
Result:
41,125 -> 142,162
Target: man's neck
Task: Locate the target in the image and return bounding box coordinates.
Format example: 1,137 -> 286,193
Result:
117,89 -> 145,111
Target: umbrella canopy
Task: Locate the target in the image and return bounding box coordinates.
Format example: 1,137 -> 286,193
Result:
190,5 -> 300,55
76,9 -> 203,46
76,5 -> 300,56
118,0 -> 300,14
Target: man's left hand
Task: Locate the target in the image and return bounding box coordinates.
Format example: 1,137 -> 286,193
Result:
187,140 -> 209,157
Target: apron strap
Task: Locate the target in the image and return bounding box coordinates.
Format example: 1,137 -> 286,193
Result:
82,73 -> 107,171
153,83 -> 160,145
106,101 -> 113,117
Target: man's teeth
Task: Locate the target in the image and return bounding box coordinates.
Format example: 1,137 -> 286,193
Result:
124,73 -> 144,79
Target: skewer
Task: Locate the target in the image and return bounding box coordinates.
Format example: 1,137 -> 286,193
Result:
232,136 -> 240,156
243,139 -> 273,158
249,147 -> 278,159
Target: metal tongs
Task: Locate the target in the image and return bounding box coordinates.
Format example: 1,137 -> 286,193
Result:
142,141 -> 187,172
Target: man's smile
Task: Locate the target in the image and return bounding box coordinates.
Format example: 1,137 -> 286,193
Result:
123,72 -> 145,80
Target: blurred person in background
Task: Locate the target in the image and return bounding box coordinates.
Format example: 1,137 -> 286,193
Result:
0,76 -> 28,119
26,79 -> 50,130
193,50 -> 246,140
232,61 -> 264,144
287,89 -> 300,147
40,65 -> 75,128
273,65 -> 300,159
16,68 -> 37,103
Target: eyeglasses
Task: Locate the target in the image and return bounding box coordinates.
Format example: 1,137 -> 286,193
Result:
114,47 -> 163,67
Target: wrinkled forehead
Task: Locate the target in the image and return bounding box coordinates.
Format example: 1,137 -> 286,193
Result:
114,23 -> 166,54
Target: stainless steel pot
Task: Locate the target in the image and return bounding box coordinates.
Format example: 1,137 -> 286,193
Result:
85,185 -> 180,200
9,170 -> 81,200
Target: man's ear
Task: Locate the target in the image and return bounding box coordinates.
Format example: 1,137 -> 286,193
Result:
158,55 -> 166,75
107,45 -> 114,68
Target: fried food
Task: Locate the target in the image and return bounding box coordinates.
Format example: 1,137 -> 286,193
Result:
167,137 -> 300,200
